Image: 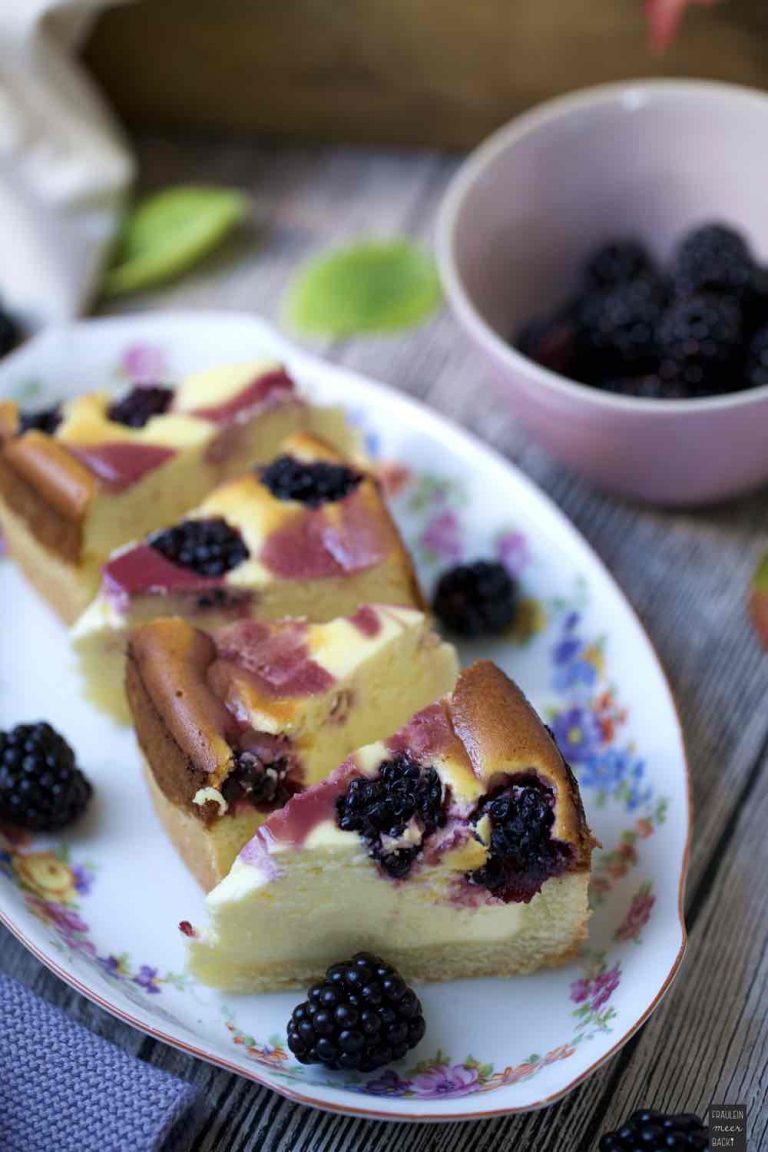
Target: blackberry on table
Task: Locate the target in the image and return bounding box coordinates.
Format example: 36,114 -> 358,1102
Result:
260,455 -> 363,507
149,517 -> 249,578
287,953 -> 426,1071
573,277 -> 664,382
673,222 -> 755,301
599,1108 -> 708,1151
0,306 -> 21,358
657,293 -> 743,395
468,775 -> 571,903
745,325 -> 768,391
0,722 -> 92,831
107,384 -> 175,428
584,240 -> 654,291
336,754 -> 446,878
433,560 -> 518,638
18,404 -> 63,436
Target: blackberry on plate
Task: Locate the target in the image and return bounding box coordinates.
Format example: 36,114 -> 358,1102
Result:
468,774 -> 572,903
584,240 -> 654,291
260,455 -> 363,507
0,305 -> 21,358
18,404 -> 62,436
287,953 -> 426,1071
149,516 -> 249,577
599,1108 -> 708,1151
673,222 -> 755,301
107,384 -> 175,428
433,560 -> 518,638
745,324 -> 768,391
657,293 -> 743,395
0,722 -> 92,831
336,753 -> 446,878
573,277 -> 664,382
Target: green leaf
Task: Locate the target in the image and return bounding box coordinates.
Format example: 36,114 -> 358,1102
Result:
104,186 -> 248,296
285,240 -> 442,337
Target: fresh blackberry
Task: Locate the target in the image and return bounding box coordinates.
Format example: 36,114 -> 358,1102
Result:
107,384 -> 174,428
0,722 -> 92,831
584,240 -> 654,291
336,754 -> 446,878
433,560 -> 518,638
516,311 -> 577,376
18,404 -> 62,436
468,774 -> 572,903
573,277 -> 664,382
603,374 -> 693,400
673,222 -> 755,300
599,1108 -> 708,1151
657,293 -> 743,396
149,517 -> 249,577
222,749 -> 294,809
287,953 -> 426,1071
745,325 -> 768,391
0,306 -> 21,358
260,455 -> 363,507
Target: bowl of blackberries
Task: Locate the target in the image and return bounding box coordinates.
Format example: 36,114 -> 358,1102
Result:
437,80 -> 768,505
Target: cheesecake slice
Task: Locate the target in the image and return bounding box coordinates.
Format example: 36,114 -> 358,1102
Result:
126,607 -> 458,890
72,432 -> 422,721
0,361 -> 353,623
186,662 -> 594,991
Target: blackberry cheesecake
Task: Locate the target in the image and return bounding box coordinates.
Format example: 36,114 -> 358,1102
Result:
0,361 -> 352,623
72,432 -> 422,721
186,661 -> 594,991
126,607 -> 458,889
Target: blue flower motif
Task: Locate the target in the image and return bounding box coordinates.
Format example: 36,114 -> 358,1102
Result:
578,748 -> 630,791
551,706 -> 603,764
553,657 -> 598,699
554,636 -> 582,665
133,964 -> 161,994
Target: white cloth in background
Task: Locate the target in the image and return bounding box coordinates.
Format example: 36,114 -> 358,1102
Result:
0,0 -> 133,330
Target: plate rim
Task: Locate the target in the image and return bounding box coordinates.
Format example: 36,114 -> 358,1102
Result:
0,311 -> 691,1121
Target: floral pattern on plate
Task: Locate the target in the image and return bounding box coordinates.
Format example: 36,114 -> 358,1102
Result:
0,315 -> 688,1119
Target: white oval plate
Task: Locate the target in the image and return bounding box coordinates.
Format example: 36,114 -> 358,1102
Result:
0,313 -> 689,1121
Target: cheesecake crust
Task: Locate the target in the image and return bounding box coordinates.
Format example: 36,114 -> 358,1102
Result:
450,661 -> 594,868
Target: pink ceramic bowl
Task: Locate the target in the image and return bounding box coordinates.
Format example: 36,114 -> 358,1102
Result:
436,80 -> 768,506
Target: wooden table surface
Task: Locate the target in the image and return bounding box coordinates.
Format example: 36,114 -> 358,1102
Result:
2,134 -> 767,1151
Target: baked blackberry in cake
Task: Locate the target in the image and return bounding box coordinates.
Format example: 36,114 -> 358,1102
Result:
0,360 -> 354,623
126,607 -> 458,889
73,432 -> 422,721
186,661 -> 594,992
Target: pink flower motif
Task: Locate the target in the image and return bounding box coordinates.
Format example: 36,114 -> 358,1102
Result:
644,0 -> 722,52
25,896 -> 88,936
410,1063 -> 480,1097
420,509 -> 462,563
119,343 -> 168,384
569,977 -> 591,1005
496,530 -> 530,576
616,886 -> 656,943
591,965 -> 621,1010
570,964 -> 621,1011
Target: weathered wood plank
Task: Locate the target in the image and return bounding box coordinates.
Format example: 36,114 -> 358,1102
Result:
2,136 -> 767,1150
84,0 -> 768,147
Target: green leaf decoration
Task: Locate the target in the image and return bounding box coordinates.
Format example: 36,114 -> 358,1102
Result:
286,240 -> 442,337
104,186 -> 248,296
